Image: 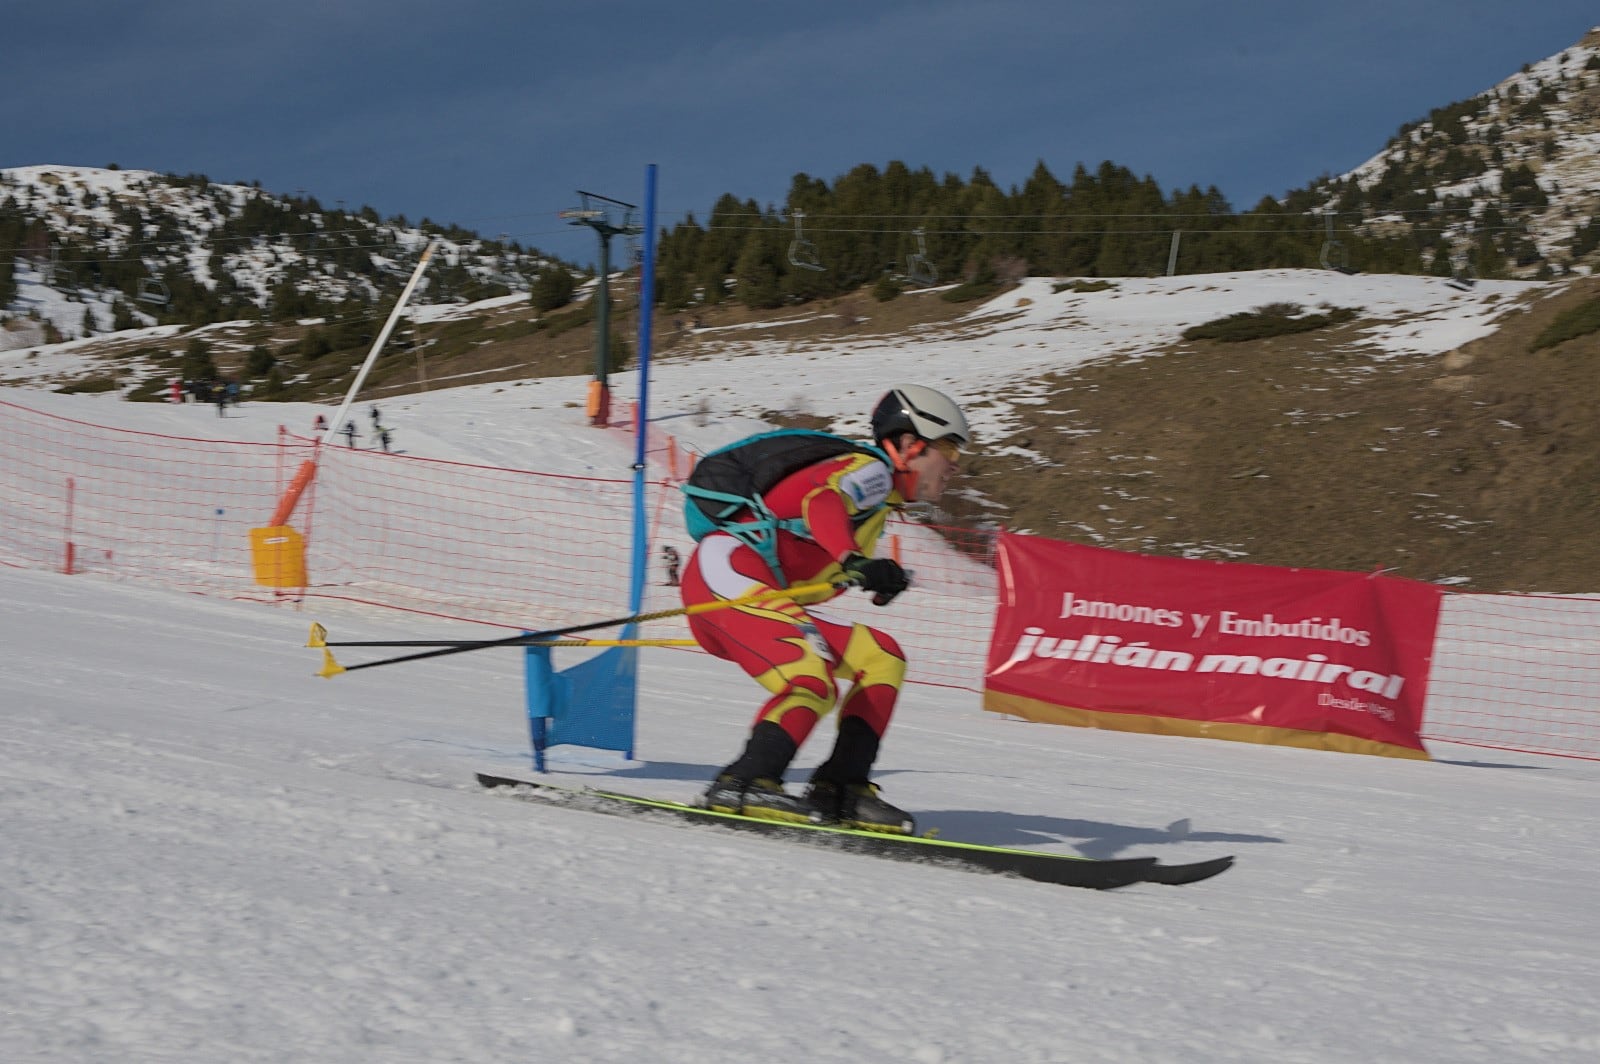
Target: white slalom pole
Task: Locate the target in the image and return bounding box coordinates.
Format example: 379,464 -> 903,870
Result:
320,240 -> 437,446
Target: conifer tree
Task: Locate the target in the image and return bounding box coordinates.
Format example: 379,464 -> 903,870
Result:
180,336 -> 217,382
530,265 -> 576,312
734,230 -> 782,309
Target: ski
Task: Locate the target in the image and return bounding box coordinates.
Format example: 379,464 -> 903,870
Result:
476,772 -> 1233,890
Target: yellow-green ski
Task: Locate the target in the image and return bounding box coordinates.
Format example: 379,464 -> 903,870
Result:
476,773 -> 1233,889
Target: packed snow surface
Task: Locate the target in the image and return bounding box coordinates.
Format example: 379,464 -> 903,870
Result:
4,567 -> 1598,1063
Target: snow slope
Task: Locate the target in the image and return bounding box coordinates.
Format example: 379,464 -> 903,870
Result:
4,566 -> 1598,1063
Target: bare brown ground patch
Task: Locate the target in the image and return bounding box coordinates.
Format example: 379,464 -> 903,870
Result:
973,280 -> 1600,592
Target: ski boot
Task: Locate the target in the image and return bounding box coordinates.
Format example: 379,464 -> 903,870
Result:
702,775 -> 818,825
805,780 -> 915,835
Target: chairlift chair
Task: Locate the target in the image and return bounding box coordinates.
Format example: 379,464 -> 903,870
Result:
1446,259 -> 1477,291
1318,239 -> 1357,276
137,278 -> 171,306
44,247 -> 76,291
1318,213 -> 1358,276
905,227 -> 938,286
786,210 -> 826,272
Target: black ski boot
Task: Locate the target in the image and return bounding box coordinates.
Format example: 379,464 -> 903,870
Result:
702,721 -> 815,824
803,715 -> 913,833
805,780 -> 915,835
703,775 -> 818,825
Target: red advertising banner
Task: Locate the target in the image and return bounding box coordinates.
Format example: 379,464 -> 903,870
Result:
984,535 -> 1444,759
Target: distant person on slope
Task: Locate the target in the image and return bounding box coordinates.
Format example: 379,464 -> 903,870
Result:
679,385 -> 968,835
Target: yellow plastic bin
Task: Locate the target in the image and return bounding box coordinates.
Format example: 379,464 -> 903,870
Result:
249,526 -> 307,588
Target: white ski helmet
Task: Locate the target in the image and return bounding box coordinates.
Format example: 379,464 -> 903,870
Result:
871,385 -> 970,448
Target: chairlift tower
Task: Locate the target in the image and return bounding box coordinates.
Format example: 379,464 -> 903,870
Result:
561,190 -> 643,427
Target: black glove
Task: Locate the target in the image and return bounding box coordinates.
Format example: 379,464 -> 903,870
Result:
841,554 -> 910,606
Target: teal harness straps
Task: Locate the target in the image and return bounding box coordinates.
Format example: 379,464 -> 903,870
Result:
681,429 -> 891,585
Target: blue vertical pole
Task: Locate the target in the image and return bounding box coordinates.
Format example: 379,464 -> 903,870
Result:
525,643 -> 554,772
629,164 -> 657,616
523,171 -> 656,770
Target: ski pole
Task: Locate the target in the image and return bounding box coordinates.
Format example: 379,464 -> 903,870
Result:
526,638 -> 699,648
309,578 -> 844,677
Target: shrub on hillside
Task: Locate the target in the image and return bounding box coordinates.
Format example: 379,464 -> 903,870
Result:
1182,304 -> 1358,343
57,375 -> 120,395
531,266 -> 577,312
1531,297 -> 1600,351
179,336 -> 216,380
873,275 -> 902,302
300,329 -> 333,361
246,345 -> 276,377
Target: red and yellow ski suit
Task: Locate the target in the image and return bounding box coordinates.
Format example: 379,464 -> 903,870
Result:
680,450 -> 909,753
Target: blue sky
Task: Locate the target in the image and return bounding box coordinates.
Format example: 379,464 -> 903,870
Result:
5,2 -> 1597,265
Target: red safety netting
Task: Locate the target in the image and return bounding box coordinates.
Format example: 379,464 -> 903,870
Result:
0,399 -> 997,691
1425,592 -> 1600,760
0,400 -> 303,594
4,394 -> 1596,758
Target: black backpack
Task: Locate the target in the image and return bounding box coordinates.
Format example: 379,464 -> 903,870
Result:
681,429 -> 890,575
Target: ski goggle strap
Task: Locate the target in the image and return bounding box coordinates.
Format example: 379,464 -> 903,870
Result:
878,436 -> 915,498
881,435 -> 962,499
884,436 -> 961,467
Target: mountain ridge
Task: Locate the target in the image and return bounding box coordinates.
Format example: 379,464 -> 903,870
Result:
6,31 -> 1600,593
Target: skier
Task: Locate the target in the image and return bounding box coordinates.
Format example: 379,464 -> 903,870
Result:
661,545 -> 681,587
679,385 -> 968,834
340,421 -> 358,448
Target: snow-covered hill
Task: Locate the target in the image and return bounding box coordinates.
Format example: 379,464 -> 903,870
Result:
0,164 -> 558,349
1329,27 -> 1600,277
